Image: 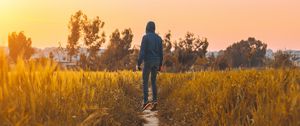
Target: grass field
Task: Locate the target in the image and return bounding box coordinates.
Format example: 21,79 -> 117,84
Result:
0,51 -> 144,125
158,70 -> 300,126
0,51 -> 299,125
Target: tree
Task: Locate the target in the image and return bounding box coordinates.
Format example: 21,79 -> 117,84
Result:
161,31 -> 178,72
66,10 -> 83,62
99,29 -> 133,71
129,46 -> 140,70
217,37 -> 267,69
49,51 -> 54,60
78,53 -> 88,69
163,31 -> 172,54
272,50 -> 295,68
205,52 -> 216,70
81,15 -> 106,70
214,50 -> 229,70
8,31 -> 34,62
173,32 -> 209,71
162,31 -> 172,67
54,42 -> 65,62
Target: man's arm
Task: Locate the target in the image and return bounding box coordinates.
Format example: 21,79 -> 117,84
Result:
137,36 -> 146,67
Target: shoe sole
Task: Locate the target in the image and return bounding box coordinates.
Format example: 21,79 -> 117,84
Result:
142,103 -> 152,111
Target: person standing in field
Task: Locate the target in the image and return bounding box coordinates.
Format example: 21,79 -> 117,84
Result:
137,21 -> 163,111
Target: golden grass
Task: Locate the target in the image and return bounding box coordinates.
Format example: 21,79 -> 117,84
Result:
1,50 -> 299,125
0,51 -> 144,125
158,69 -> 300,126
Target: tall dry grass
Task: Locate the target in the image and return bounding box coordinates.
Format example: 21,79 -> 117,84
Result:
158,69 -> 300,126
0,50 -> 144,125
1,49 -> 299,125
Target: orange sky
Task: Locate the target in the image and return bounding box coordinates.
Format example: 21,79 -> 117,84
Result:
0,0 -> 299,51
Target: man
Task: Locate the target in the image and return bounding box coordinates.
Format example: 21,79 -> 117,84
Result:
137,21 -> 163,111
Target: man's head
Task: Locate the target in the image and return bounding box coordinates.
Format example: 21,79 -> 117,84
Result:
146,21 -> 155,34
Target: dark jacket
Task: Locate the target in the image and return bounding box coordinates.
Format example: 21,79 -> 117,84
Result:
138,21 -> 163,67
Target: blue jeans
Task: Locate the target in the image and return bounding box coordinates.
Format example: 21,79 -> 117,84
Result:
142,61 -> 159,104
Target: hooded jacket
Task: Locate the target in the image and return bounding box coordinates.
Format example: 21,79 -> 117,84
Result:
138,21 -> 163,67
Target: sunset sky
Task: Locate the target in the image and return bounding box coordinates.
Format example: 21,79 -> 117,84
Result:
0,0 -> 299,51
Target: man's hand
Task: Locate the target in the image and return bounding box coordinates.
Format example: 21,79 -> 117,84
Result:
136,65 -> 142,71
158,66 -> 162,71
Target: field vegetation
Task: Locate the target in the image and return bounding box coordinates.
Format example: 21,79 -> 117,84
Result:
0,49 -> 299,125
158,69 -> 300,125
0,51 -> 144,125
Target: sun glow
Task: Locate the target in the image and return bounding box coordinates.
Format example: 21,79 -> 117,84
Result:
0,0 -> 300,50
0,0 -> 13,9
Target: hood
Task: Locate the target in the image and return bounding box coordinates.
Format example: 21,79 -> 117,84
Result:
146,21 -> 155,34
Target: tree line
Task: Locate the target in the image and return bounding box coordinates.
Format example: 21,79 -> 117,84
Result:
7,10 -> 299,71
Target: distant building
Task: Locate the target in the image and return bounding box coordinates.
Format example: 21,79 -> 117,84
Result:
31,47 -> 105,68
206,51 -> 219,57
287,50 -> 300,67
265,49 -> 273,59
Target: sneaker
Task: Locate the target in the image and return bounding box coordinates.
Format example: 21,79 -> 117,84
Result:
150,102 -> 158,111
142,102 -> 151,111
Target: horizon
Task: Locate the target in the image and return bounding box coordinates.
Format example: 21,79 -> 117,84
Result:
2,45 -> 300,53
0,0 -> 300,51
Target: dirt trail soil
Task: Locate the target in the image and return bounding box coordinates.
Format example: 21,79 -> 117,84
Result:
141,88 -> 159,126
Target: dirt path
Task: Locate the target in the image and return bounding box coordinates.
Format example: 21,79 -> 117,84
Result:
141,88 -> 159,126
142,110 -> 159,126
